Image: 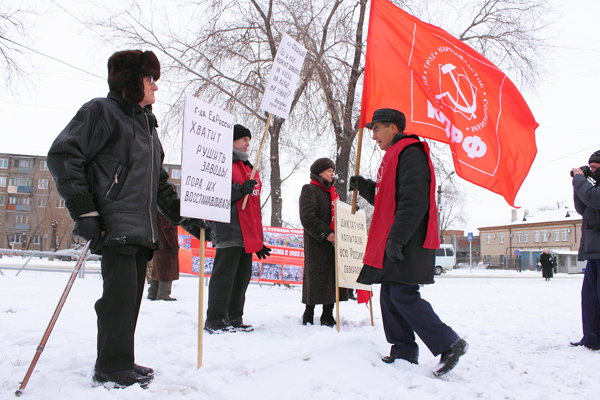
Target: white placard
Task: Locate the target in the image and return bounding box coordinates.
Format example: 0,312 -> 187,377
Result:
180,94 -> 234,223
335,200 -> 372,291
260,33 -> 307,119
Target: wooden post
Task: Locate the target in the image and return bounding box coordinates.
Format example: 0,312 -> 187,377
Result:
334,200 -> 340,332
369,292 -> 374,326
197,228 -> 205,369
351,128 -> 364,214
242,113 -> 273,210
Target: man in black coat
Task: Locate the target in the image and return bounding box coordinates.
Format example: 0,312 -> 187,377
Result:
351,108 -> 467,377
47,50 -> 207,388
571,150 -> 600,350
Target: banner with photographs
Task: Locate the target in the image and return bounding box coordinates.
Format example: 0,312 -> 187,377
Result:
177,226 -> 305,285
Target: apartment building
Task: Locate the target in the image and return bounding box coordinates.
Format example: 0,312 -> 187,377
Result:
0,152 -> 182,251
478,208 -> 582,270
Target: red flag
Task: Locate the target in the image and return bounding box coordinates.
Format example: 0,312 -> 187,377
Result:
360,0 -> 538,207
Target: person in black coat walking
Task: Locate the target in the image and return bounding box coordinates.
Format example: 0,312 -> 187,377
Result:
539,249 -> 554,281
299,158 -> 349,327
351,108 -> 467,377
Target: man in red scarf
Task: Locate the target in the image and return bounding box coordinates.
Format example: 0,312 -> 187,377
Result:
351,108 -> 467,377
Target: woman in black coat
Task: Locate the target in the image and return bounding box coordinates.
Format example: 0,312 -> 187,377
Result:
540,249 -> 554,281
299,158 -> 349,326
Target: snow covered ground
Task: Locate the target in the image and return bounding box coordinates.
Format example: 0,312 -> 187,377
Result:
1,258 -> 598,399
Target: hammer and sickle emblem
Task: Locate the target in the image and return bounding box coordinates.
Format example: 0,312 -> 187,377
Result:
435,63 -> 477,120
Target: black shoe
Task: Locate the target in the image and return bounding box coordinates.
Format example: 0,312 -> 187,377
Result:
204,319 -> 232,334
93,370 -> 152,389
381,355 -> 418,365
133,364 -> 154,377
320,314 -> 336,327
302,311 -> 314,326
434,338 -> 468,377
570,340 -> 585,347
229,317 -> 254,332
157,296 -> 177,301
147,296 -> 157,301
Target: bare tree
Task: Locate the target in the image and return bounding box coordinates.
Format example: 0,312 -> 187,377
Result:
438,182 -> 468,242
0,4 -> 33,90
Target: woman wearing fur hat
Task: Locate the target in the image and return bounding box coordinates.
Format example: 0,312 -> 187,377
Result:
204,124 -> 271,334
299,158 -> 350,326
47,50 -> 208,389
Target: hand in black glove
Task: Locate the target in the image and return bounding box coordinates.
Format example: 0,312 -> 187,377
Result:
72,216 -> 102,249
255,245 -> 271,259
240,179 -> 258,196
349,175 -> 366,191
385,239 -> 404,263
180,218 -> 211,240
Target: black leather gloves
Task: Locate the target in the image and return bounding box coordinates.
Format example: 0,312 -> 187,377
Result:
385,239 -> 405,263
349,175 -> 366,192
256,245 -> 272,259
240,179 -> 258,196
72,216 -> 102,249
180,218 -> 211,241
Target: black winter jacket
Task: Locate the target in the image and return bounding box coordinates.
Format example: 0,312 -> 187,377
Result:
47,91 -> 183,251
356,134 -> 436,285
573,174 -> 600,260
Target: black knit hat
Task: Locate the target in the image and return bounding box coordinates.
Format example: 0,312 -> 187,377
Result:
107,50 -> 160,104
365,108 -> 406,132
589,150 -> 600,164
310,158 -> 335,175
233,124 -> 252,141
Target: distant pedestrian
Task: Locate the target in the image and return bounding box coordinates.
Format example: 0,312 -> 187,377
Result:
148,211 -> 180,301
352,108 -> 467,377
299,158 -> 350,327
570,150 -> 600,350
539,249 -> 553,281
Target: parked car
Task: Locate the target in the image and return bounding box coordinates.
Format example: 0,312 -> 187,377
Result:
58,243 -> 101,262
435,244 -> 456,275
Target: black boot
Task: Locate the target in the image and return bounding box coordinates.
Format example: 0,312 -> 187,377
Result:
434,338 -> 468,377
320,304 -> 336,327
302,305 -> 315,325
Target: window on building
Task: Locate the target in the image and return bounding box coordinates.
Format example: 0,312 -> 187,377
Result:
37,197 -> 47,207
18,159 -> 33,168
524,233 -> 529,243
499,233 -> 504,244
0,158 -> 8,168
486,235 -> 491,244
0,195 -> 4,206
554,231 -> 560,242
171,169 -> 181,179
10,233 -> 24,244
38,179 -> 49,190
40,160 -> 49,171
33,235 -> 42,245
56,199 -> 65,208
15,215 -> 29,224
517,233 -> 522,243
562,230 -> 569,241
9,196 -> 17,205
542,231 -> 548,243
0,176 -> 6,187
534,231 -> 540,242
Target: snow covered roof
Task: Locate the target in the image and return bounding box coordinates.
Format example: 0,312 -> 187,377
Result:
512,208 -> 582,225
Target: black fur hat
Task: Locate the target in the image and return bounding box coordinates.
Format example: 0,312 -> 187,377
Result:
107,50 -> 160,104
310,157 -> 335,175
589,150 -> 600,165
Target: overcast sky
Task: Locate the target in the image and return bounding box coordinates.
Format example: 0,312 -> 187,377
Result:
2,0 -> 599,234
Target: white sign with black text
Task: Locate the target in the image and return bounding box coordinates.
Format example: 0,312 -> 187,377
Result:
259,33 -> 307,119
180,94 -> 234,223
335,200 -> 371,291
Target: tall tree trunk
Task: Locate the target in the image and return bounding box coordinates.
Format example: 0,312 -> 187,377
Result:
269,119 -> 284,226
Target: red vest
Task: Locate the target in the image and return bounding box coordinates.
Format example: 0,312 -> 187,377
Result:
232,161 -> 264,253
363,136 -> 440,269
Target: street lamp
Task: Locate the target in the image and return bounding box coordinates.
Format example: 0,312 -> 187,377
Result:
437,171 -> 455,243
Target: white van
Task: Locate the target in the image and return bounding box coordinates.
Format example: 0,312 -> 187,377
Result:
435,244 -> 456,275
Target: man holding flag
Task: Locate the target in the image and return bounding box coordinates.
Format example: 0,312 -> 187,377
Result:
351,109 -> 467,377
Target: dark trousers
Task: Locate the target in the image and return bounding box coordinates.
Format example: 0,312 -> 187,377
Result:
580,259 -> 600,349
95,246 -> 148,373
206,246 -> 252,325
380,283 -> 459,362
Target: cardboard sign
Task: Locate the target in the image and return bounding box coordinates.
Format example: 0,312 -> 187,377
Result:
334,200 -> 371,291
259,33 -> 307,119
180,94 -> 234,222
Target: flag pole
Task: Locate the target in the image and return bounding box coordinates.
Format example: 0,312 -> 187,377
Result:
351,128 -> 364,214
197,228 -> 205,369
369,293 -> 374,326
242,113 -> 273,210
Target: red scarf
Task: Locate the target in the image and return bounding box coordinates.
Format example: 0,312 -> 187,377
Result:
363,136 -> 440,269
310,179 -> 340,230
232,161 -> 264,253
